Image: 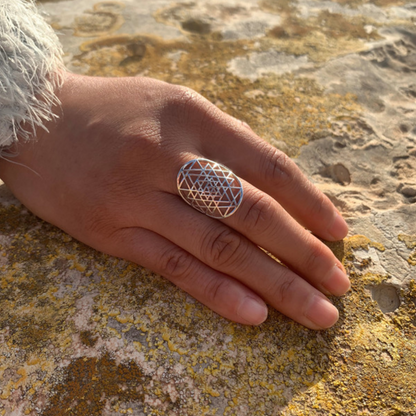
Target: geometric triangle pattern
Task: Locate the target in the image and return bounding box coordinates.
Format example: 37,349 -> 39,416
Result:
177,158 -> 244,219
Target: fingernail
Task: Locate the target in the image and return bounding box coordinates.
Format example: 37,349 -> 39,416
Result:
238,297 -> 268,325
328,211 -> 349,241
305,295 -> 339,329
322,265 -> 351,296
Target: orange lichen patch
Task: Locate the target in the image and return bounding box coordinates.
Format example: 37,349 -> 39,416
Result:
41,353 -> 146,416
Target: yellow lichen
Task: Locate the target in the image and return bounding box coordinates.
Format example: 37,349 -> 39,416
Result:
2,1 -> 416,414
398,234 -> 416,265
346,234 -> 386,252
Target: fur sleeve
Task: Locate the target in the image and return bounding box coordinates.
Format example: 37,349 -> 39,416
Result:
0,0 -> 64,148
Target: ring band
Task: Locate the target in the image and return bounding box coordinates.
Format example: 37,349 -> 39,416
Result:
177,158 -> 243,219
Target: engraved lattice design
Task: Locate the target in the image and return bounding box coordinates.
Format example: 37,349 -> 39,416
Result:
177,159 -> 243,219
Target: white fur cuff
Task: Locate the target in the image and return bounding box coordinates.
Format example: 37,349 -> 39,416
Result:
0,0 -> 64,148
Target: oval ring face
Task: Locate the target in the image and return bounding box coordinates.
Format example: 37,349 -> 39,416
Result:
177,158 -> 244,219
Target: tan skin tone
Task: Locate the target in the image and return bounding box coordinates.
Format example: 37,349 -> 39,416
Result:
0,72 -> 350,329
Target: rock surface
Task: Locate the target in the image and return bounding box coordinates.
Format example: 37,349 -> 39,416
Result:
1,0 -> 416,415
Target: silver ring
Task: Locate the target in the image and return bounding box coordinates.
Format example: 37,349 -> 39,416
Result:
177,158 -> 244,219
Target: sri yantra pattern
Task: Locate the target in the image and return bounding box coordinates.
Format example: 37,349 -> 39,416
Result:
177,159 -> 244,219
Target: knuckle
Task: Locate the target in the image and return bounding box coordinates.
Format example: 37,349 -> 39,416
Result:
174,85 -> 196,104
160,246 -> 193,279
167,85 -> 200,113
242,192 -> 274,235
270,275 -> 297,305
302,242 -> 327,275
202,228 -> 247,269
261,145 -> 293,188
203,278 -> 232,305
308,190 -> 331,218
167,85 -> 217,135
164,85 -> 203,128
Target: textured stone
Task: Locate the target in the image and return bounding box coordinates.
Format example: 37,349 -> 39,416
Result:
1,0 -> 416,415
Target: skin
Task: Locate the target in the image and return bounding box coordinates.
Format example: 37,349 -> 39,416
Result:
0,72 -> 350,329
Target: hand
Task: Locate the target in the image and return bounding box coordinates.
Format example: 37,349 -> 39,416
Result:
0,72 -> 349,329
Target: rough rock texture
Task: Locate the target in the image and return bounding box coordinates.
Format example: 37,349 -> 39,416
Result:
1,0 -> 416,415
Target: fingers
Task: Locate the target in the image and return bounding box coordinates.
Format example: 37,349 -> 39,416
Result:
146,194 -> 340,329
196,109 -> 348,241
163,158 -> 349,297
222,179 -> 351,297
105,227 -> 268,326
